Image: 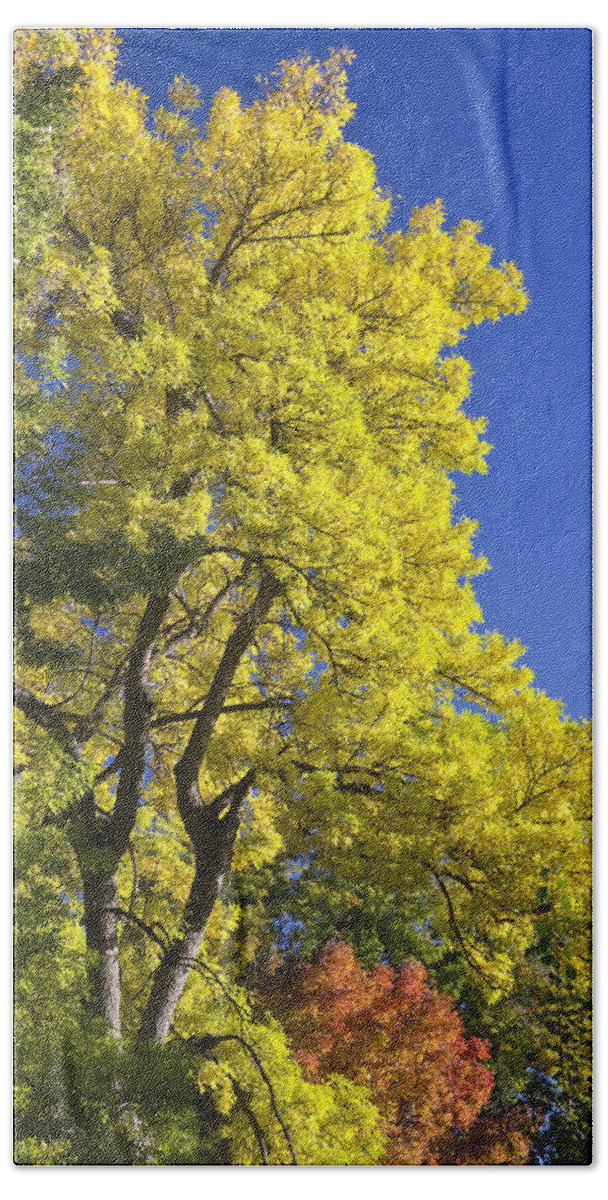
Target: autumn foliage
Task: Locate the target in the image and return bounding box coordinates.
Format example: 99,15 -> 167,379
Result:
258,940 -> 532,1164
14,29 -> 589,1164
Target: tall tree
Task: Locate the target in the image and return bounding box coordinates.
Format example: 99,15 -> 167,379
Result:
14,31 -> 590,1163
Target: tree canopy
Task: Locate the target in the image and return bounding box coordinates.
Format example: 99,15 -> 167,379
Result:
14,29 -> 591,1166
257,938 -> 536,1165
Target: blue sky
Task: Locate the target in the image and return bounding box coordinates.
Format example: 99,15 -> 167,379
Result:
116,28 -> 592,719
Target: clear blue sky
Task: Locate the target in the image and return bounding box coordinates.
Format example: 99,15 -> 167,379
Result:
116,28 -> 592,719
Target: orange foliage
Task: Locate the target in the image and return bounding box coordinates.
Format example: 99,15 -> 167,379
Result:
435,1110 -> 532,1165
257,940 -> 531,1164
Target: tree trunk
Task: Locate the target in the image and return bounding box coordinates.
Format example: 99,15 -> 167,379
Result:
138,771 -> 254,1044
137,573 -> 279,1045
137,926 -> 210,1046
136,848 -> 239,1045
82,870 -> 121,1037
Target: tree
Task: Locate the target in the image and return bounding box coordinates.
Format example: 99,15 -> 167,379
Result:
237,715 -> 591,1163
256,939 -> 534,1164
14,30 -> 591,1164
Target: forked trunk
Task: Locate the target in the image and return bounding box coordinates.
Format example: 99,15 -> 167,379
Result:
137,575 -> 279,1045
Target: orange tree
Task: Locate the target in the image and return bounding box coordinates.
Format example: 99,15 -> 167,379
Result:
256,939 -> 535,1165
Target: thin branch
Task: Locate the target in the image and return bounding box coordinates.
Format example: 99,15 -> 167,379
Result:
113,907 -> 170,952
430,871 -> 497,987
214,1035 -> 298,1165
439,673 -> 498,711
13,683 -> 81,760
246,229 -> 355,244
151,696 -> 293,728
93,749 -> 124,785
165,569 -> 249,651
49,618 -> 99,711
440,869 -> 476,895
109,593 -> 172,855
184,1033 -> 297,1165
226,1072 -> 270,1164
176,571 -> 282,790
127,844 -> 139,915
224,697 -> 293,713
201,391 -> 229,438
73,656 -> 129,747
128,205 -> 177,329
188,957 -> 253,1026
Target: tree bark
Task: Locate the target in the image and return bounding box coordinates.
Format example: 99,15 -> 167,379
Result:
81,869 -> 122,1036
73,595 -> 172,1038
137,571 -> 281,1045
137,927 -> 210,1047
109,593 -> 172,857
137,770 -> 254,1044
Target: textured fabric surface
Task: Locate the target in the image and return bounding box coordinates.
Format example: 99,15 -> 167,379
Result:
14,29 -> 592,1168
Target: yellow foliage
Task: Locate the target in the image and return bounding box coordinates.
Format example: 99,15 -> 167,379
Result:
14,36 -> 590,1153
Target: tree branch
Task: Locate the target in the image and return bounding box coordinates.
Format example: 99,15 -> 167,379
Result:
13,682 -> 81,760
108,593 -> 172,855
151,696 -> 293,728
201,390 -> 229,438
175,570 -> 282,792
73,658 -> 128,747
183,1033 -> 297,1164
226,1073 -> 270,1164
165,568 -> 250,650
137,769 -> 256,1044
430,871 -> 497,987
113,907 -> 170,952
179,769 -> 256,912
209,1035 -> 298,1165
